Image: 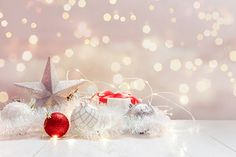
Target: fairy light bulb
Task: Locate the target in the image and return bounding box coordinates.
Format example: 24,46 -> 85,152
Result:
22,51 -> 33,61
103,13 -> 112,22
0,91 -> 9,103
28,35 -> 38,45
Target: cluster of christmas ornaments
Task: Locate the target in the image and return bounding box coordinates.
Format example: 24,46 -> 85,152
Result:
42,90 -> 170,138
0,57 -> 170,139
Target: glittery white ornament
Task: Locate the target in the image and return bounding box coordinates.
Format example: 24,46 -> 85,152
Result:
0,102 -> 35,136
70,100 -> 126,139
70,102 -> 101,131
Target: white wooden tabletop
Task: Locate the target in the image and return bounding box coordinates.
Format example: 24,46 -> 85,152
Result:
0,120 -> 235,157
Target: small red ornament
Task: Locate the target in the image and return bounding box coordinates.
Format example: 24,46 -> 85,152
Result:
44,112 -> 69,138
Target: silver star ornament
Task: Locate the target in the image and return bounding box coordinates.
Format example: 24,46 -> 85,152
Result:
15,57 -> 85,107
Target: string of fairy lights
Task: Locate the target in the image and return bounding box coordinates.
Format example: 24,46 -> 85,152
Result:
0,0 -> 236,113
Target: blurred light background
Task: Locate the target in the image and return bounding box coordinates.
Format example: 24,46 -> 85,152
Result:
0,0 -> 236,119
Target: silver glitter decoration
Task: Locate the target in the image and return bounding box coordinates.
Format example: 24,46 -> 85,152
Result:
127,103 -> 157,135
128,103 -> 154,118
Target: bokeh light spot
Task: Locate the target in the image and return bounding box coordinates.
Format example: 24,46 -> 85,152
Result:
22,51 -> 33,61
0,91 -> 9,103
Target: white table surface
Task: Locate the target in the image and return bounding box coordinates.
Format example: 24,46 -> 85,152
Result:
0,120 -> 236,157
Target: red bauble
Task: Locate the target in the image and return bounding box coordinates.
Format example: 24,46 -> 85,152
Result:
44,112 -> 69,138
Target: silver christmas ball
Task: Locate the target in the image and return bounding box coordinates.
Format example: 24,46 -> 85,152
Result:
128,103 -> 154,118
127,103 -> 156,135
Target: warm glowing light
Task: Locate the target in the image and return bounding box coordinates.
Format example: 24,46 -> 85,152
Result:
102,36 -> 110,44
111,62 -> 121,72
215,37 -> 223,46
45,0 -> 54,4
64,4 -> 72,11
5,32 -> 12,38
62,12 -> 70,20
149,5 -> 155,11
171,17 -> 176,23
142,38 -> 157,52
229,50 -> 236,62
133,79 -> 146,91
0,91 -> 9,103
179,84 -> 189,94
170,59 -> 182,71
193,1 -> 201,9
130,14 -> 136,21
185,61 -> 194,70
203,30 -> 210,37
69,0 -> 76,6
1,20 -> 8,27
196,79 -> 211,92
109,0 -> 117,5
208,60 -> 218,68
179,95 -> 189,105
28,35 -> 38,45
22,51 -> 33,61
122,57 -> 132,65
142,24 -> 151,34
120,16 -> 126,22
31,22 -> 37,29
220,64 -> 228,72
230,78 -> 235,83
78,0 -> 86,8
65,49 -> 74,57
21,18 -> 28,24
52,55 -> 61,63
113,14 -> 120,20
0,12 -> 3,19
0,59 -> 5,68
52,135 -> 58,139
227,72 -> 233,77
103,13 -> 112,22
51,135 -> 58,145
16,63 -> 26,72
84,39 -> 90,44
56,32 -> 62,37
194,58 -> 203,66
169,8 -> 175,14
153,62 -> 162,72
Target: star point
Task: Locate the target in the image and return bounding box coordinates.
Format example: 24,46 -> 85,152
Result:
15,57 -> 84,107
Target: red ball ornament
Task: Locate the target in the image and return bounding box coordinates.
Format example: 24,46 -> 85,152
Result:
44,112 -> 69,138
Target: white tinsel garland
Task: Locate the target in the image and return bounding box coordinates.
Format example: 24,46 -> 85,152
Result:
0,97 -> 170,139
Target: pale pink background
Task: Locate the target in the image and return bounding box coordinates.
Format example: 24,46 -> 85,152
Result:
0,0 -> 236,119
